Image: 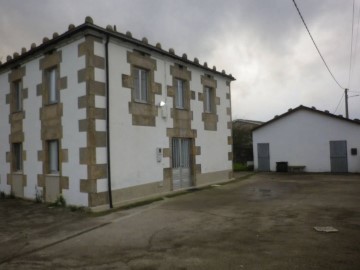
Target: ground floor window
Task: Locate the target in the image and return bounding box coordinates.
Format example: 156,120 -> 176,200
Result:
48,140 -> 59,174
12,143 -> 22,172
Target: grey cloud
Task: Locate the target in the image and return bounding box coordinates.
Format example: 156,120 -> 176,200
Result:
0,0 -> 359,120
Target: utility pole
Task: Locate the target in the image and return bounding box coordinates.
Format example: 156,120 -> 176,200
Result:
345,88 -> 349,119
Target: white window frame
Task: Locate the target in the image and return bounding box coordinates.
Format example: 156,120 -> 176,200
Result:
175,79 -> 185,109
13,143 -> 22,172
13,80 -> 22,112
48,140 -> 59,174
204,87 -> 213,113
47,68 -> 57,104
134,68 -> 148,103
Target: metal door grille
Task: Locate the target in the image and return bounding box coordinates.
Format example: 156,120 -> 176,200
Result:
172,138 -> 192,189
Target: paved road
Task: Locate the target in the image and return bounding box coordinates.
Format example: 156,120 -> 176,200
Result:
1,173 -> 360,269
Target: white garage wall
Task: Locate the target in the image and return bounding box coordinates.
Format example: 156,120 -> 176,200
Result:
253,109 -> 360,173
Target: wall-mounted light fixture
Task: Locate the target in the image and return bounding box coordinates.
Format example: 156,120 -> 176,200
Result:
158,100 -> 167,119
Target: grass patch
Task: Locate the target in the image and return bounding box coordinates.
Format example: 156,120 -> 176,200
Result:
0,191 -> 16,200
88,196 -> 165,217
233,163 -> 254,172
49,194 -> 66,207
118,197 -> 164,210
69,205 -> 87,212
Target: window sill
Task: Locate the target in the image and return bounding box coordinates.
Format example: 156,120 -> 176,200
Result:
11,110 -> 24,114
134,100 -> 149,105
12,171 -> 23,175
175,107 -> 188,111
45,102 -> 59,107
46,172 -> 60,176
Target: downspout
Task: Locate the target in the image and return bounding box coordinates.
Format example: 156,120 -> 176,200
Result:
105,35 -> 113,208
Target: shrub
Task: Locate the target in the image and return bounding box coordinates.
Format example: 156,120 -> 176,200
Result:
35,186 -> 43,203
51,194 -> 66,207
234,163 -> 254,172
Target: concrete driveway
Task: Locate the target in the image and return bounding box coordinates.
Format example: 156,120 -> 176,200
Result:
1,173 -> 360,270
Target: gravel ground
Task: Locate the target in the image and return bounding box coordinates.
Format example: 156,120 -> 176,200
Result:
1,173 -> 359,270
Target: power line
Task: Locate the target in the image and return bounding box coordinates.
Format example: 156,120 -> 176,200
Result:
334,93 -> 345,114
353,2 -> 360,88
291,0 -> 345,90
348,0 -> 355,87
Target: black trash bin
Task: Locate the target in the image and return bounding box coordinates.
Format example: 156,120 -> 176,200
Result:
276,162 -> 288,172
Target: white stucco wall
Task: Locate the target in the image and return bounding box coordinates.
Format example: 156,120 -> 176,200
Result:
253,109 -> 360,173
22,59 -> 43,199
191,71 -> 232,173
107,41 -> 170,190
107,39 -> 232,190
60,39 -> 88,206
0,71 -> 11,194
0,37 -> 89,205
1,32 -> 233,206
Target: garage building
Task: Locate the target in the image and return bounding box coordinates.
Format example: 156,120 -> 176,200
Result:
252,105 -> 360,173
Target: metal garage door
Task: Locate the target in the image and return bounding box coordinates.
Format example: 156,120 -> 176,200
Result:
257,143 -> 270,171
172,138 -> 192,190
330,140 -> 348,173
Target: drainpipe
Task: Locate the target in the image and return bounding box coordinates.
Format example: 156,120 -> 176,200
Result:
105,35 -> 113,208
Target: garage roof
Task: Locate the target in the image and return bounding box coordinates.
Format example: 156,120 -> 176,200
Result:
253,105 -> 360,131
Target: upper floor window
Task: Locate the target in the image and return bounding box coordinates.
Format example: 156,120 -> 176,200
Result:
13,80 -> 22,112
48,140 -> 59,174
47,68 -> 57,104
134,67 -> 148,103
12,143 -> 22,172
175,79 -> 185,109
204,87 -> 214,113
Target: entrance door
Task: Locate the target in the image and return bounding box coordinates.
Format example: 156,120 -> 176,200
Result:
257,143 -> 270,171
172,138 -> 192,190
330,140 -> 348,173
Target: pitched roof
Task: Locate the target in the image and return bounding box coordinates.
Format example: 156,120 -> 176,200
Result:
252,105 -> 360,131
233,119 -> 263,125
0,17 -> 235,81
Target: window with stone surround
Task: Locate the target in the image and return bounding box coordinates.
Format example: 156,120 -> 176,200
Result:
12,143 -> 22,172
13,80 -> 23,112
204,86 -> 214,113
47,140 -> 59,174
175,79 -> 186,109
47,67 -> 58,104
134,67 -> 149,103
200,74 -> 218,131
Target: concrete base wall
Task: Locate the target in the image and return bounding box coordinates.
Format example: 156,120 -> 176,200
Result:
11,174 -> 25,198
196,170 -> 232,187
91,169 -> 233,211
45,175 -> 60,202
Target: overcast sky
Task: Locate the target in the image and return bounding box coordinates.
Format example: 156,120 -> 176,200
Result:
1,0 -> 359,121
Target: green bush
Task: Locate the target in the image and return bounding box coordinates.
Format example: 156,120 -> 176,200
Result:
233,163 -> 254,172
50,194 -> 66,207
